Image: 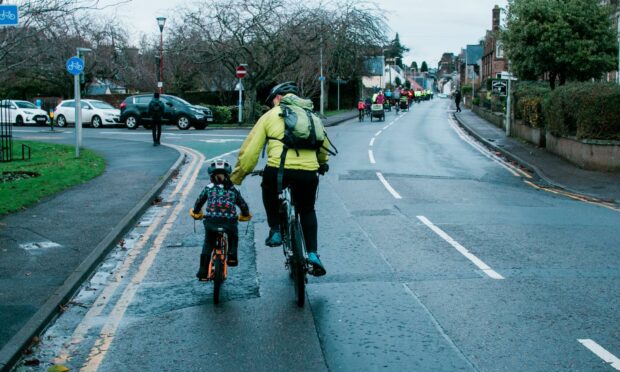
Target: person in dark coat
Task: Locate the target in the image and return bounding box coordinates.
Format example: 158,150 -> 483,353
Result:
454,90 -> 462,112
148,92 -> 165,145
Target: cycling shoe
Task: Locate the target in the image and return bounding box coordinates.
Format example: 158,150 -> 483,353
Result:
307,252 -> 326,277
265,229 -> 282,247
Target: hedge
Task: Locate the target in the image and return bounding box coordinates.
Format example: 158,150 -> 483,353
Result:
545,82 -> 620,141
514,82 -> 550,128
203,104 -> 272,124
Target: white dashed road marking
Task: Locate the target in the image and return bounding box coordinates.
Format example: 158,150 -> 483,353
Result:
578,339 -> 620,370
416,216 -> 504,280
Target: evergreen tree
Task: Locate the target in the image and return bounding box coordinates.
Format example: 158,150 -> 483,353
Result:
502,0 -> 617,89
421,61 -> 428,72
386,33 -> 409,67
411,61 -> 418,71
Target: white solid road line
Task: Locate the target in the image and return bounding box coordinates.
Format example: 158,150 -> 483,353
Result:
448,116 -> 521,178
376,172 -> 402,199
449,115 -> 533,179
416,216 -> 505,280
99,131 -> 247,137
369,150 -> 376,164
578,339 -> 620,370
204,149 -> 240,163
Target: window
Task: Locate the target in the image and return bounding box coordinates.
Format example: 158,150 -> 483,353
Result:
62,101 -> 76,108
135,96 -> 151,104
495,41 -> 505,59
90,101 -> 115,109
15,101 -> 37,109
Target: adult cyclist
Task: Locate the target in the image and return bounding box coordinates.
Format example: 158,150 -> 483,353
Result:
229,82 -> 331,276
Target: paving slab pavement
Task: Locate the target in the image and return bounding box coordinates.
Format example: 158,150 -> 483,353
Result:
454,109 -> 620,204
0,138 -> 181,370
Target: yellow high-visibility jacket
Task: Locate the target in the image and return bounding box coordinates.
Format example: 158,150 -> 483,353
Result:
230,94 -> 331,185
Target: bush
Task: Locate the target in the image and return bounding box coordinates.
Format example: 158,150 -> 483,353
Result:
473,97 -> 480,106
514,81 -> 550,126
519,96 -> 545,128
213,106 -> 233,124
545,82 -> 620,140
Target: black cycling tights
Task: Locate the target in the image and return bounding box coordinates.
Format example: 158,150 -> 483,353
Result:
261,166 -> 319,253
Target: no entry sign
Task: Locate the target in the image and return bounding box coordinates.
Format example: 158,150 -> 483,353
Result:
235,65 -> 247,79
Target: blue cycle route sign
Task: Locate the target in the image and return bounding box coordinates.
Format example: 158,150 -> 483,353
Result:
0,5 -> 19,26
66,57 -> 84,76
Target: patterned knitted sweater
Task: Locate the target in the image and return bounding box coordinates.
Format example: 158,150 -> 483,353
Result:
193,182 -> 250,222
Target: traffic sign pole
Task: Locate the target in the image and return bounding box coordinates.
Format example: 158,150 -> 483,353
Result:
238,78 -> 243,124
235,65 -> 247,124
66,56 -> 85,157
74,74 -> 81,157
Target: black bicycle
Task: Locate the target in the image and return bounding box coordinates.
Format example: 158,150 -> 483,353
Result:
279,186 -> 309,307
251,170 -> 309,307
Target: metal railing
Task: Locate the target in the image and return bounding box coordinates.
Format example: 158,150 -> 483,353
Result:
0,98 -> 13,162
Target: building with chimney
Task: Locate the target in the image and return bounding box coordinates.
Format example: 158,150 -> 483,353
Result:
481,5 -> 507,81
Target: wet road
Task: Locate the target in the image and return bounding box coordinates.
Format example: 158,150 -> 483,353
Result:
15,100 -> 620,371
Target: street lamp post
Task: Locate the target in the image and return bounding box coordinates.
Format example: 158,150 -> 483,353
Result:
156,16 -> 166,93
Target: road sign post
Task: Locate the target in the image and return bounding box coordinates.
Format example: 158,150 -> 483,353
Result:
66,56 -> 84,157
501,72 -> 518,137
236,65 -> 247,124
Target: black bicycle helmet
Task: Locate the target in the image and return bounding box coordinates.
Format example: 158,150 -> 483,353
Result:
265,81 -> 298,104
207,159 -> 232,175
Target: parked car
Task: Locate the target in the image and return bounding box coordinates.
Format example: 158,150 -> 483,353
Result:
119,94 -> 213,130
54,99 -> 121,128
0,99 -> 50,126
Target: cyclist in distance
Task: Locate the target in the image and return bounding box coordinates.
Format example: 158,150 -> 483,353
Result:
229,82 -> 331,276
357,99 -> 366,121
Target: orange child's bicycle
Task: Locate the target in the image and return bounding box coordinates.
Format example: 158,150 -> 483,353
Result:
192,213 -> 252,305
208,227 -> 228,305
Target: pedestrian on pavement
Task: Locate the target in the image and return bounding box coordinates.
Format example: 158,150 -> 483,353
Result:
229,81 -> 334,276
148,92 -> 165,145
189,159 -> 251,280
454,90 -> 462,112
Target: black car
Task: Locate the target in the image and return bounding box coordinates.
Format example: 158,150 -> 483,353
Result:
119,94 -> 213,130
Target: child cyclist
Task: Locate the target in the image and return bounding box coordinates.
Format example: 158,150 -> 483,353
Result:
189,159 -> 251,281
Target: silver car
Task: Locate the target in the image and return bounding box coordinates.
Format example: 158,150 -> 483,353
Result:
54,99 -> 121,128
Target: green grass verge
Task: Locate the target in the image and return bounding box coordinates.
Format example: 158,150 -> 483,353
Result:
0,141 -> 105,216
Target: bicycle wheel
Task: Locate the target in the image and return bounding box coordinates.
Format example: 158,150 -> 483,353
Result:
213,255 -> 224,305
291,221 -> 306,307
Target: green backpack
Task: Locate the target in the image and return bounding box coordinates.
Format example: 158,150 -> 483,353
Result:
279,103 -> 326,152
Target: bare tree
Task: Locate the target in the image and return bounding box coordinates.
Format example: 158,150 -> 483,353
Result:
170,0 -> 388,121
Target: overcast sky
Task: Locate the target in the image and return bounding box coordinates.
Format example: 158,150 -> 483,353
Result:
100,0 -> 508,68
